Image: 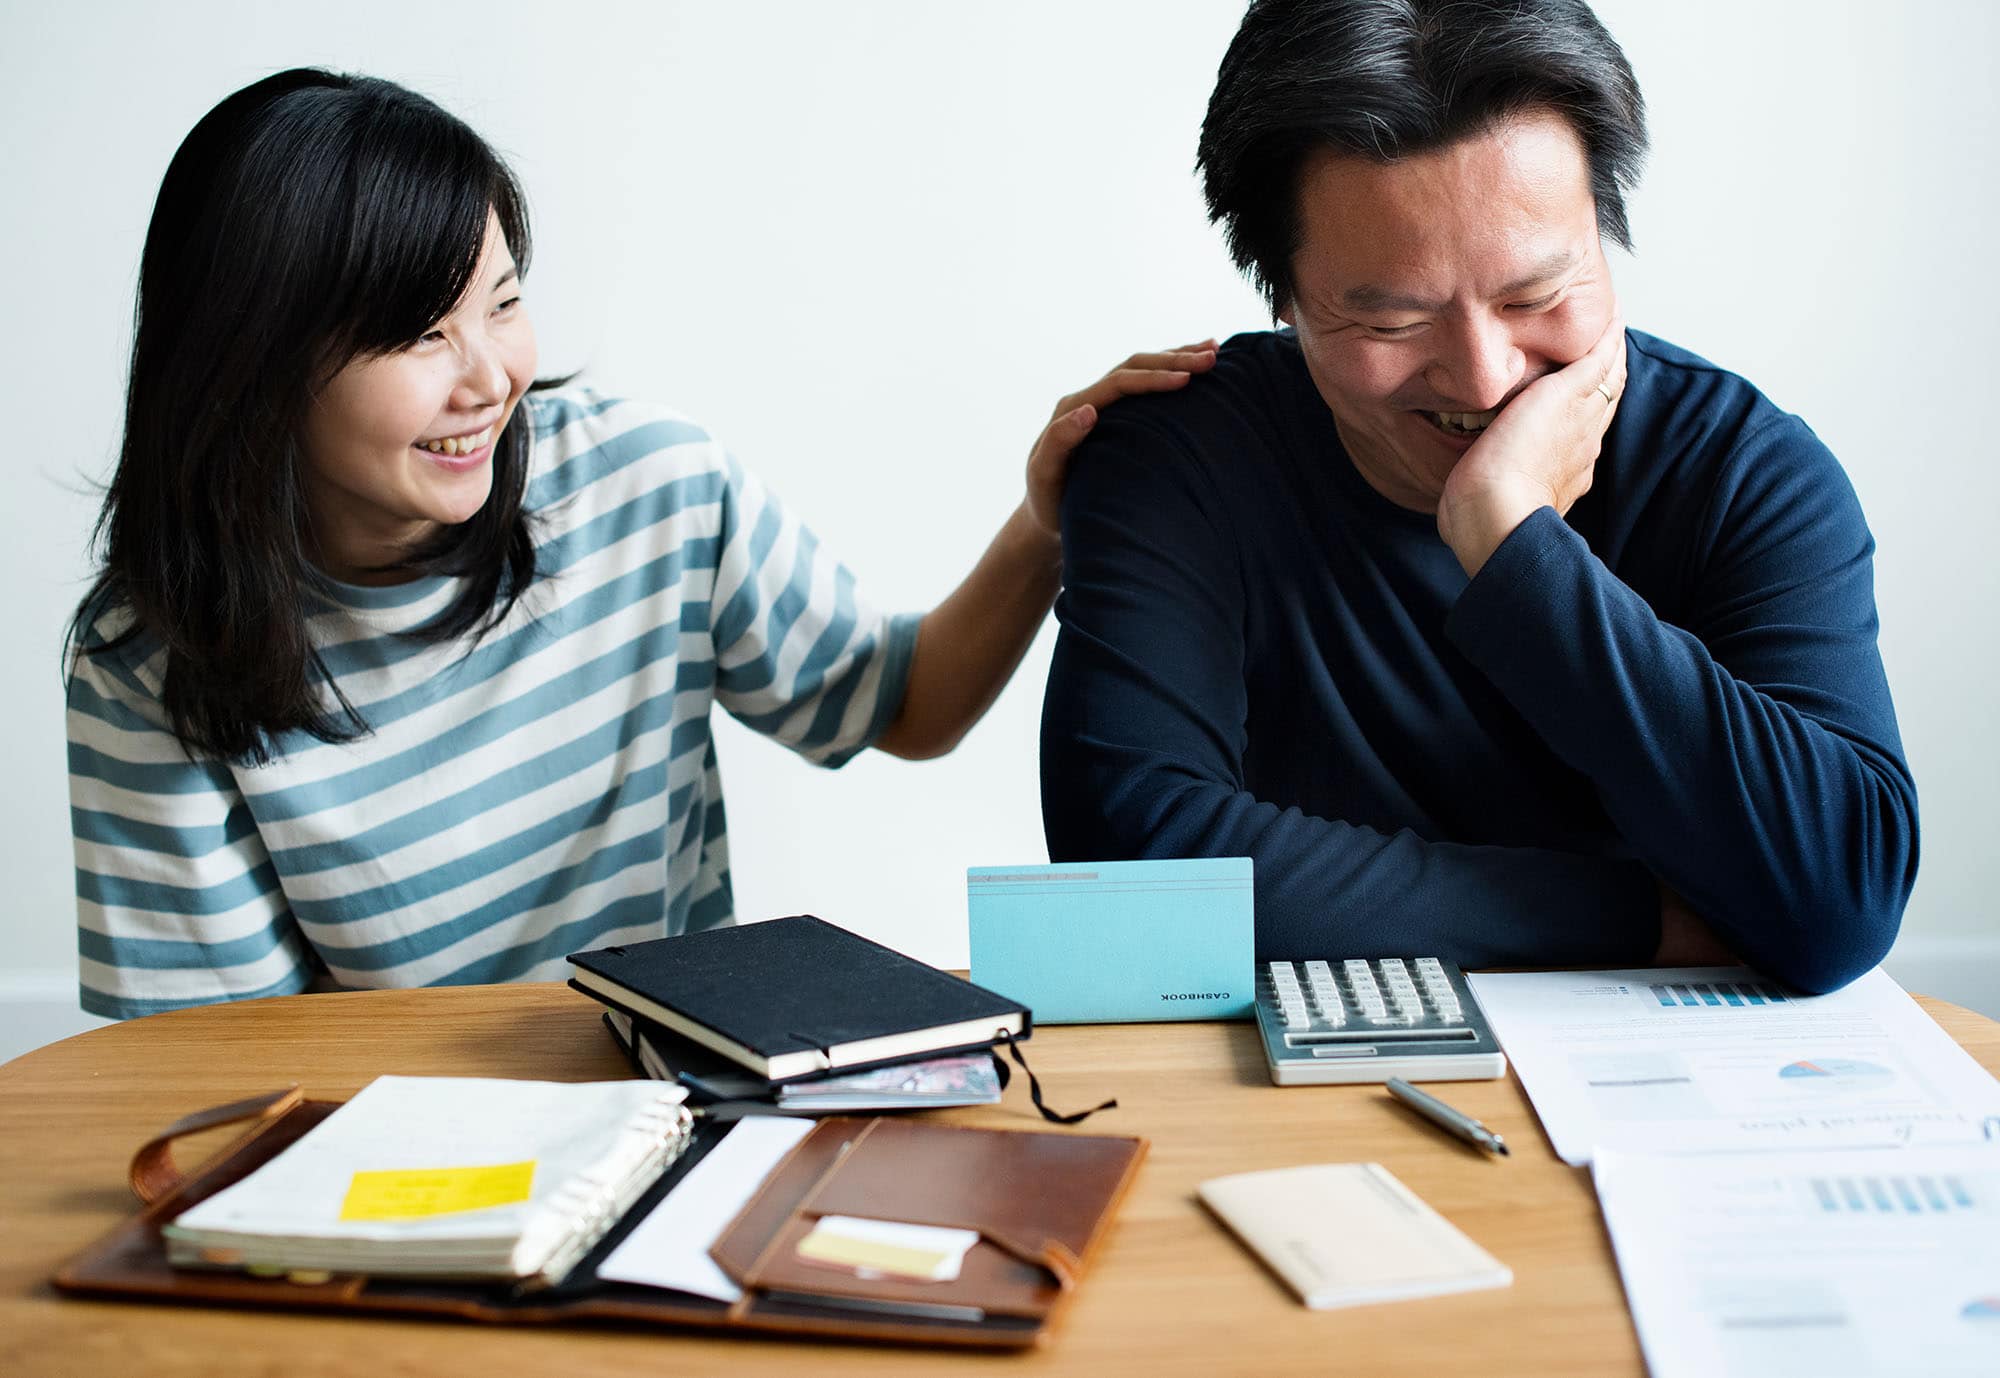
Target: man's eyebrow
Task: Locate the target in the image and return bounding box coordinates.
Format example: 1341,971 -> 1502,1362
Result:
1339,249 -> 1581,314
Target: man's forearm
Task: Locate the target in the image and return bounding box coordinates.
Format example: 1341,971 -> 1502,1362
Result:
1041,710 -> 1663,967
1446,508 -> 1917,992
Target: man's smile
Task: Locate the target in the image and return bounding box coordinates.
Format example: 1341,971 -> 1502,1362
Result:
1421,408 -> 1498,436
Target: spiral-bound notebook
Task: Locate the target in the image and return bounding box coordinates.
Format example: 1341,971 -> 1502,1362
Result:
161,1076 -> 692,1286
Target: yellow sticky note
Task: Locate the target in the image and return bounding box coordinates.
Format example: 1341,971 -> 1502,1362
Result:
339,1161 -> 536,1221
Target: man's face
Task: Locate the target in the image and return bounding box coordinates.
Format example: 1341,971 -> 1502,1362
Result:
1279,110 -> 1617,513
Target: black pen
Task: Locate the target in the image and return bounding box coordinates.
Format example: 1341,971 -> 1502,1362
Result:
1385,1077 -> 1509,1157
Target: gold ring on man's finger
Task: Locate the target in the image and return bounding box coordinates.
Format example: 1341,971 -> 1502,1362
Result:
1596,380 -> 1616,404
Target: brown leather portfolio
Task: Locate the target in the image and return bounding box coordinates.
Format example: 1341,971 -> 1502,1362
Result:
53,1086 -> 1146,1350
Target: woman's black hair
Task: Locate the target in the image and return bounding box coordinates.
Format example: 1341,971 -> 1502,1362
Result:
1197,0 -> 1650,315
69,68 -> 547,764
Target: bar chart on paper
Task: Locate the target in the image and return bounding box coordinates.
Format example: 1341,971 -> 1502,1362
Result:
1647,979 -> 1789,1008
1596,1146 -> 2000,1378
1808,1171 -> 1976,1214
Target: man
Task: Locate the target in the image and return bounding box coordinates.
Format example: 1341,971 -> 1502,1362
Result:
1039,0 -> 1916,993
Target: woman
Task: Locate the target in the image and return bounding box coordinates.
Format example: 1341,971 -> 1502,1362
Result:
66,69 -> 1213,1018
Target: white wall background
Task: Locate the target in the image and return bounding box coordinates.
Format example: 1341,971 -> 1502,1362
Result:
3,0 -> 1995,1061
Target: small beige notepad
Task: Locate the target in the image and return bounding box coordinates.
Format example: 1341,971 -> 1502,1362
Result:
1199,1162 -> 1511,1310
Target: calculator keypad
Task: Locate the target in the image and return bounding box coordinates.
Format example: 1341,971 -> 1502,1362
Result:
1266,958 -> 1469,1029
1255,957 -> 1506,1084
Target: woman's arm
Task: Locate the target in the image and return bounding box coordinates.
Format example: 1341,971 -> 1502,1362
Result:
873,343 -> 1216,760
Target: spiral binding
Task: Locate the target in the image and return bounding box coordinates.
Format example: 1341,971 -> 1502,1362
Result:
525,1092 -> 695,1287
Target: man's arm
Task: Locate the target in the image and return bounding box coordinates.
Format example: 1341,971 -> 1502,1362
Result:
1423,321 -> 1916,994
1040,417 -> 1663,968
1443,424 -> 1918,993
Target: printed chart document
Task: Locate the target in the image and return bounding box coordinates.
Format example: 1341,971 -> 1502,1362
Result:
1468,967 -> 2000,1165
1595,1145 -> 2000,1378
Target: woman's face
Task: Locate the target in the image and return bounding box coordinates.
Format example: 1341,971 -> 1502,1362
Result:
301,212 -> 537,583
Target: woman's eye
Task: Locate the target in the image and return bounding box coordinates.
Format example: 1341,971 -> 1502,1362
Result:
494,296 -> 521,314
417,328 -> 446,345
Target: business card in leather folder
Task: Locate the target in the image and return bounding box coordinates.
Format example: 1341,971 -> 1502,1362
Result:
53,1086 -> 1145,1351
709,1116 -> 1145,1326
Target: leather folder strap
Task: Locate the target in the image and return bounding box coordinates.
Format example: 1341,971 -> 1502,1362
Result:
129,1085 -> 305,1205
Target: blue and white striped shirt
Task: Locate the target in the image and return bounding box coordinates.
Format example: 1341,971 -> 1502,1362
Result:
67,389 -> 920,1018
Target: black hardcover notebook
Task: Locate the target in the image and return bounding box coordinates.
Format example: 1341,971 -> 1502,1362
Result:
567,916 -> 1030,1082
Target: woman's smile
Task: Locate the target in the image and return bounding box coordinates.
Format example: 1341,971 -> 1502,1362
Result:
413,424 -> 496,471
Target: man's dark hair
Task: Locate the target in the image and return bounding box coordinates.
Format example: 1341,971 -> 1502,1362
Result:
1197,0 -> 1649,314
69,68 -> 551,764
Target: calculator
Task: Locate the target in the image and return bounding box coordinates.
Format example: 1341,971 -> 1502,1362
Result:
1256,958 -> 1506,1085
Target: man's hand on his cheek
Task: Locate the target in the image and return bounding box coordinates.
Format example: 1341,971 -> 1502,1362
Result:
1435,314 -> 1627,578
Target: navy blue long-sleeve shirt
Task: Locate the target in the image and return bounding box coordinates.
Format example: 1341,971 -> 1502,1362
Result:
1041,329 -> 1917,993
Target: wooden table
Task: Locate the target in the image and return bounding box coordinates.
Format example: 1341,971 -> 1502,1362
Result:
4,984 -> 1994,1377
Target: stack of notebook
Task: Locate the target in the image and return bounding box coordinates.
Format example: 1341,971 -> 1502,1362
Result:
600,1008 -> 1005,1111
566,915 -> 1031,1113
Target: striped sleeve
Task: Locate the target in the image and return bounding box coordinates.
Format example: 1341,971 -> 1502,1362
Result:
709,455 -> 920,766
67,638 -> 316,1019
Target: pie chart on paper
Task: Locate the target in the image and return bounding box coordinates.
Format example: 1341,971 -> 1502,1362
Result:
1777,1058 -> 1895,1086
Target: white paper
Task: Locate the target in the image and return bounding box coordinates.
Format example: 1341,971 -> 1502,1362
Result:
595,1114 -> 815,1301
1595,1144 -> 2000,1378
1468,967 -> 2000,1165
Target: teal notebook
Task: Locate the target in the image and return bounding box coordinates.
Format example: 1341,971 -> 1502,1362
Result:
966,859 -> 1254,1023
